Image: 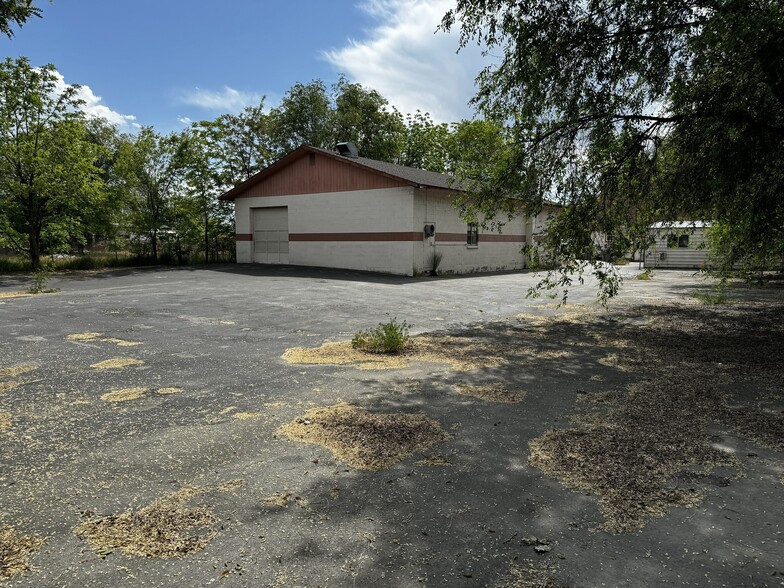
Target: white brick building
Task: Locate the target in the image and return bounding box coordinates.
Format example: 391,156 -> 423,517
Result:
221,145 -> 555,276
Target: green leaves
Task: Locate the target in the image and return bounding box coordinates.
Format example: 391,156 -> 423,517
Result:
0,57 -> 104,268
443,1 -> 784,298
0,0 -> 42,38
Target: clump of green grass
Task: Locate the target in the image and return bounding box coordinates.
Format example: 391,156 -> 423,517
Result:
635,269 -> 653,280
351,318 -> 411,354
690,289 -> 728,305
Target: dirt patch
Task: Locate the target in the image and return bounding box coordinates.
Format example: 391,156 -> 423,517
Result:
90,358 -> 145,370
283,334 -> 507,372
74,488 -> 220,559
0,526 -> 45,579
0,364 -> 36,379
101,387 -> 149,403
0,413 -> 10,431
277,403 -> 450,471
454,384 -> 526,403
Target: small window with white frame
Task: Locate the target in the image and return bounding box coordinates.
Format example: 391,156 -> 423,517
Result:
466,223 -> 479,246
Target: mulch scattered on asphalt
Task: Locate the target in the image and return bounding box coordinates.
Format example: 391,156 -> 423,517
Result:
66,333 -> 141,346
282,334 -> 507,371
282,342 -> 407,370
156,387 -> 183,395
0,382 -> 19,394
529,301 -> 784,533
0,526 -> 44,579
99,387 -> 184,402
0,413 -> 9,430
496,560 -> 563,588
90,358 -> 145,370
453,383 -> 527,403
73,483 -> 242,559
100,387 -> 149,403
277,403 -> 450,470
233,412 -> 262,420
0,292 -> 31,300
0,365 -> 37,379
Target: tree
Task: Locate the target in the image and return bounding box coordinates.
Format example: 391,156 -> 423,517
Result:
396,111 -> 451,172
115,127 -> 186,261
269,80 -> 334,156
442,1 -> 784,298
0,0 -> 42,37
0,57 -> 105,269
193,100 -> 273,185
177,128 -> 236,263
80,117 -> 129,252
333,76 -> 405,162
446,119 -> 514,229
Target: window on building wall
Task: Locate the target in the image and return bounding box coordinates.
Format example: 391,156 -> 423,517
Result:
667,234 -> 689,248
467,223 -> 479,246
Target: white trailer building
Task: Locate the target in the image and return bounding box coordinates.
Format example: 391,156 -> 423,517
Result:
644,221 -> 713,269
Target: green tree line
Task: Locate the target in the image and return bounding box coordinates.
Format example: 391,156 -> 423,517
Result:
0,56 -> 500,269
3,2 -> 782,296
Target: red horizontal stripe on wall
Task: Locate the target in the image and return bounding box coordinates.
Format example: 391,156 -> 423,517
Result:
437,232 -> 468,242
290,232 -> 422,242
237,232 -> 526,243
481,234 -> 526,243
438,233 -> 526,243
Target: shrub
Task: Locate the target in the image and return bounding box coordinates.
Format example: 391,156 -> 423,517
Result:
635,268 -> 653,280
27,259 -> 57,294
690,289 -> 728,305
352,318 -> 411,354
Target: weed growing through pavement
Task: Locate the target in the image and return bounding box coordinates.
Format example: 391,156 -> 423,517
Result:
351,318 -> 411,354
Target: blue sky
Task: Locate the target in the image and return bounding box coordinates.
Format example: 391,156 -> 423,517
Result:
1,0 -> 487,132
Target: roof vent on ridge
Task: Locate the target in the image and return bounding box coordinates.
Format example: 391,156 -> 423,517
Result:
335,142 -> 359,158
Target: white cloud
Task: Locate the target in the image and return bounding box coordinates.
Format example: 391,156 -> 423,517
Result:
178,116 -> 193,126
179,86 -> 262,112
50,70 -> 138,130
324,0 -> 488,123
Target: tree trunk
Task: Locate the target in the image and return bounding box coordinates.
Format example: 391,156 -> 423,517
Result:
29,226 -> 40,270
151,231 -> 158,261
204,210 -> 209,264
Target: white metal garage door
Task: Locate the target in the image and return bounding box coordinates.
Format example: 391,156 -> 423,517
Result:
252,207 -> 289,264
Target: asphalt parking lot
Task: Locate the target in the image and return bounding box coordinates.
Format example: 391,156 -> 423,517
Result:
0,265 -> 782,587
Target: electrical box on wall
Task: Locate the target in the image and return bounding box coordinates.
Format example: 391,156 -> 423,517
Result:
423,223 -> 436,241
